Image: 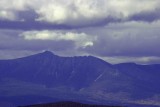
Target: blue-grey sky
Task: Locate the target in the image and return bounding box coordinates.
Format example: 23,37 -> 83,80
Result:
0,0 -> 160,64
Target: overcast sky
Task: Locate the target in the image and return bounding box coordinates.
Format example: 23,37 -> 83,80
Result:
0,0 -> 160,64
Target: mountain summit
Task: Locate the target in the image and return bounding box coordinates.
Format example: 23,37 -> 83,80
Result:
41,50 -> 55,55
0,52 -> 160,107
30,50 -> 57,58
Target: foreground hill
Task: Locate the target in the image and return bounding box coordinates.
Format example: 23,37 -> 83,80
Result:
0,51 -> 160,107
19,101 -> 123,107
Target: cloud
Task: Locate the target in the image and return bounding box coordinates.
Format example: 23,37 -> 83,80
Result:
0,0 -> 160,65
0,0 -> 29,20
101,56 -> 160,64
0,19 -> 160,64
35,3 -> 69,24
0,10 -> 16,20
0,50 -> 35,59
0,0 -> 160,27
20,30 -> 96,48
0,29 -> 75,51
80,21 -> 160,57
130,8 -> 160,22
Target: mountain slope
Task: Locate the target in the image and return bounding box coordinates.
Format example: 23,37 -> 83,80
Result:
0,51 -> 160,107
0,51 -> 113,89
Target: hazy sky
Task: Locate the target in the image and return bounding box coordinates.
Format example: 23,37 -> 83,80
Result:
0,0 -> 160,64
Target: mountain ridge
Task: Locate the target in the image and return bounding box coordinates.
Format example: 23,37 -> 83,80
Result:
0,51 -> 160,107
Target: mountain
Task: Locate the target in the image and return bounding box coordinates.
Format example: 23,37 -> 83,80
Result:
0,51 -> 160,107
0,51 -> 113,89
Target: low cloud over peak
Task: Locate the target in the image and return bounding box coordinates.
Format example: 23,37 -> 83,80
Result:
20,30 -> 95,48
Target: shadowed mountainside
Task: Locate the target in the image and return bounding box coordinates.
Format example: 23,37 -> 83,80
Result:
0,51 -> 160,107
